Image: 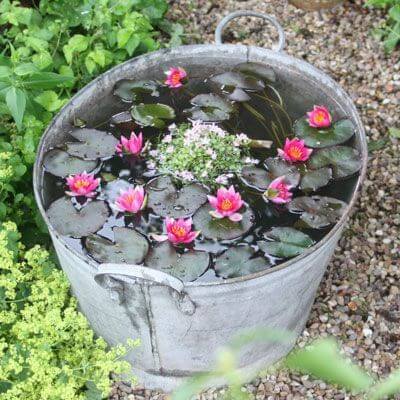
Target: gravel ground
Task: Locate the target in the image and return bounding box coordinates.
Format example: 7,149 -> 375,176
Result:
111,1 -> 400,398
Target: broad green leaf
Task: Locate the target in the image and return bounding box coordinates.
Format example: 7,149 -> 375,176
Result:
368,368 -> 400,400
65,128 -> 119,160
146,175 -> 208,218
0,66 -> 11,79
258,227 -> 315,258
285,338 -> 373,392
214,246 -> 269,278
34,91 -> 65,112
389,4 -> 400,22
47,197 -> 109,238
114,79 -> 159,102
307,146 -> 362,179
125,34 -> 141,56
233,62 -> 276,83
117,28 -> 133,48
63,34 -> 90,63
185,93 -> 235,122
86,227 -> 149,264
5,87 -> 26,130
193,204 -> 255,241
43,149 -> 98,178
32,52 -> 53,70
288,196 -> 347,229
23,72 -> 74,89
294,118 -> 355,148
145,242 -> 209,282
131,103 -> 175,128
13,63 -> 38,76
210,71 -> 265,91
300,167 -> 332,191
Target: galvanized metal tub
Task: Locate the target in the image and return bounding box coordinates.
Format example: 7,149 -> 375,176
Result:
33,11 -> 368,392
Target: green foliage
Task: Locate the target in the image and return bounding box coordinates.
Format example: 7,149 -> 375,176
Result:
172,327 -> 400,400
0,221 -> 138,399
366,0 -> 400,52
0,0 -> 180,243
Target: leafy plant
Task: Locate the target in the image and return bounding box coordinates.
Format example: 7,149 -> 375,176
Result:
0,221 -> 138,399
366,0 -> 400,52
0,0 -> 180,243
172,327 -> 400,400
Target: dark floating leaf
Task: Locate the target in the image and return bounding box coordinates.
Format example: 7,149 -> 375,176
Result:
110,111 -> 134,126
85,227 -> 149,264
227,87 -> 251,102
43,149 -> 98,178
210,71 -> 265,91
293,118 -> 355,148
288,196 -> 347,229
114,79 -> 159,102
214,246 -> 269,278
47,197 -> 109,238
307,146 -> 362,179
185,93 -> 234,122
264,157 -> 301,187
131,103 -> 175,128
146,175 -> 208,218
300,167 -> 332,191
193,204 -> 254,241
240,166 -> 271,192
103,179 -> 134,204
233,62 -> 276,83
145,241 -> 209,282
258,227 -> 315,258
65,128 -> 118,160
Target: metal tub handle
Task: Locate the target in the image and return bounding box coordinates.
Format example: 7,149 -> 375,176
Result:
215,10 -> 286,52
94,263 -> 196,315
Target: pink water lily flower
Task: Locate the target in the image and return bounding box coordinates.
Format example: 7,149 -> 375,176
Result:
66,172 -> 100,198
165,67 -> 187,88
264,176 -> 293,204
153,217 -> 199,245
116,131 -> 143,156
278,138 -> 313,163
207,185 -> 244,222
114,186 -> 146,214
307,105 -> 332,128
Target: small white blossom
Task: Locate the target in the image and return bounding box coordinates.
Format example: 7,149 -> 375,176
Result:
162,134 -> 172,143
179,171 -> 194,181
149,150 -> 159,157
244,157 -> 259,164
146,161 -> 156,170
166,145 -> 174,154
215,174 -> 229,185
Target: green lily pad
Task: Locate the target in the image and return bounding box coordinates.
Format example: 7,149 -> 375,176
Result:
47,197 -> 109,238
145,241 -> 210,282
264,157 -> 301,187
288,196 -> 347,229
65,128 -> 118,160
185,93 -> 234,122
227,87 -> 251,102
300,167 -> 332,191
240,166 -> 271,192
193,203 -> 254,241
146,175 -> 208,218
43,149 -> 98,177
233,62 -> 276,83
114,79 -> 159,102
307,146 -> 362,179
214,246 -> 270,278
131,103 -> 175,128
258,227 -> 315,258
85,227 -> 149,264
293,118 -> 355,148
210,71 -> 265,91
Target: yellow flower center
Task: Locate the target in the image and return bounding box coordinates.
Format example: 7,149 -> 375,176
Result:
221,199 -> 232,211
75,179 -> 90,189
172,225 -> 186,237
288,146 -> 302,160
315,112 -> 325,123
171,73 -> 182,85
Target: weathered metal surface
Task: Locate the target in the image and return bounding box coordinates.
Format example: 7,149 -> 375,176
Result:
33,12 -> 368,392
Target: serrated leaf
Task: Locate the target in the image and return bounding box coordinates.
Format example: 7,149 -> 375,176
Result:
5,87 -> 26,130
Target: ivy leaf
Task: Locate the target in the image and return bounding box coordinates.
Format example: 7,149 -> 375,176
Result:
258,227 -> 315,258
5,87 -> 26,130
